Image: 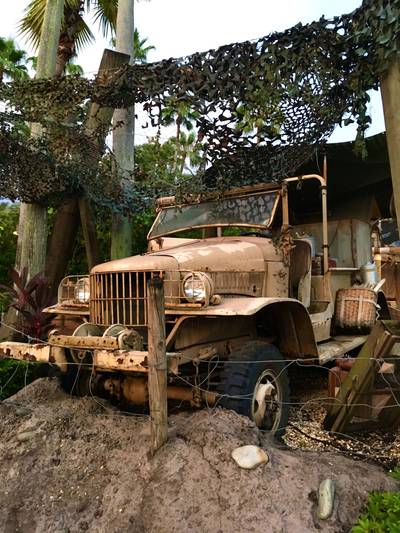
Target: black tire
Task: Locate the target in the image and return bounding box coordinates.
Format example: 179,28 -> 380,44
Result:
57,351 -> 92,397
219,342 -> 290,436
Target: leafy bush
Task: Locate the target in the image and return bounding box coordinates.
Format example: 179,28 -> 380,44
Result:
389,466 -> 400,482
352,491 -> 400,533
0,359 -> 36,400
0,267 -> 54,341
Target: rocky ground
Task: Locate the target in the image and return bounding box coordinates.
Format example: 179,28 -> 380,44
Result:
0,377 -> 398,533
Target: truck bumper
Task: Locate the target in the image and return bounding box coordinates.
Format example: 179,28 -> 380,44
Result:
0,337 -> 181,374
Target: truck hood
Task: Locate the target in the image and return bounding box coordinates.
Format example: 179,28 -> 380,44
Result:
91,237 -> 281,274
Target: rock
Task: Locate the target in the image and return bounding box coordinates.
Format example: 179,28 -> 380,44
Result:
16,431 -> 37,442
15,407 -> 31,417
231,445 -> 269,470
317,478 -> 335,520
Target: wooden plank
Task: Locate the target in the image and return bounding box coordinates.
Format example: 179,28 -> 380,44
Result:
318,335 -> 367,365
147,276 -> 168,454
323,321 -> 399,433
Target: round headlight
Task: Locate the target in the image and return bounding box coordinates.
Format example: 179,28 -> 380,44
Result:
74,277 -> 90,304
182,272 -> 213,304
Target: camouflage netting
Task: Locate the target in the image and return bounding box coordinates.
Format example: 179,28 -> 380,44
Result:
0,0 -> 399,212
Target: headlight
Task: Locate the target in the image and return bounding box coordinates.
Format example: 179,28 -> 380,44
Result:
182,272 -> 213,305
74,277 -> 90,304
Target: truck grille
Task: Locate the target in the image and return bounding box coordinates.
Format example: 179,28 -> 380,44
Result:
90,271 -> 155,327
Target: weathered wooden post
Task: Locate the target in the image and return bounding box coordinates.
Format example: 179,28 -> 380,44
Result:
147,275 -> 168,454
381,59 -> 400,235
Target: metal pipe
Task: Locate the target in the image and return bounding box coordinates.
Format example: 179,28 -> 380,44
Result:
106,375 -> 217,407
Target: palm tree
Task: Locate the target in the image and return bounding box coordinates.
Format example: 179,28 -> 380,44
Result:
0,37 -> 29,82
19,0 -> 118,76
110,28 -> 155,63
133,29 -> 155,63
161,100 -> 200,140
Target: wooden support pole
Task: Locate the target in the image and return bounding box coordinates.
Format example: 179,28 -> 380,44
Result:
147,275 -> 168,454
381,59 -> 400,235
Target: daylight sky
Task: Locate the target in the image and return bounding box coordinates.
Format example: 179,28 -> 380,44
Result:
0,0 -> 385,143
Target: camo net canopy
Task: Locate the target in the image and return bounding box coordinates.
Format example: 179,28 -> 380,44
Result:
0,0 -> 399,212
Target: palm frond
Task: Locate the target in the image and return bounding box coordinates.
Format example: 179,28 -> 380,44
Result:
91,0 -> 118,38
73,18 -> 95,52
19,0 -> 94,51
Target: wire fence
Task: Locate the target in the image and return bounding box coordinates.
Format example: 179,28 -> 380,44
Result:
1,319 -> 400,467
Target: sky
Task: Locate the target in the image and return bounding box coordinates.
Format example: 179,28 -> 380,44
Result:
0,0 -> 385,143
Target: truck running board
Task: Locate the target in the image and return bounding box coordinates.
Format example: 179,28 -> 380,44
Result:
318,335 -> 367,365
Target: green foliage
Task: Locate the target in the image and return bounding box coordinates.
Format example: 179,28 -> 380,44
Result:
0,37 -> 29,82
19,0 -> 117,52
352,492 -> 400,533
389,466 -> 400,481
0,203 -> 19,313
0,359 -> 38,400
133,29 -> 155,63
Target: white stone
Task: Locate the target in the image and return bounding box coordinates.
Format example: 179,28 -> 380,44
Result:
317,478 -> 335,519
231,445 -> 269,469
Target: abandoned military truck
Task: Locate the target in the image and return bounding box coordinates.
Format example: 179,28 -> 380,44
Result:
0,174 -> 387,435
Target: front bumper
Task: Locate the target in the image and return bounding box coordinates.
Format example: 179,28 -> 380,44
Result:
0,334 -> 182,374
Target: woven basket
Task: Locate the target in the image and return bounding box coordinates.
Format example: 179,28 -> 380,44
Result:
335,288 -> 378,330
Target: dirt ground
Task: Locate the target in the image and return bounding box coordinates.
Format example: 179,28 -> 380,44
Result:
0,378 -> 398,533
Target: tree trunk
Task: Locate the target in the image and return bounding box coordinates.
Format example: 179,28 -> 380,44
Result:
44,0 -> 89,295
111,0 -> 135,260
45,198 -> 80,293
2,0 -> 65,340
17,0 -> 64,279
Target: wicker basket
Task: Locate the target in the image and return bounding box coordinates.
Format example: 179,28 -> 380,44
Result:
335,288 -> 378,330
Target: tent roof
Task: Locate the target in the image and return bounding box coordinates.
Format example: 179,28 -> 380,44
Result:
298,132 -> 392,216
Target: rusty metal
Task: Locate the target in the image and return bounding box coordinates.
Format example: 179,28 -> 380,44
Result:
104,375 -> 217,407
0,341 -> 67,371
49,333 -> 119,350
93,348 -> 182,374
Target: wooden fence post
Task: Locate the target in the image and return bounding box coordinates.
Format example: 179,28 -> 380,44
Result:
381,59 -> 400,235
147,275 -> 168,454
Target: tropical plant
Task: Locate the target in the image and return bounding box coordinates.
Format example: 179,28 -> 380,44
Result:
133,28 -> 155,63
19,0 -> 118,75
161,99 -> 200,140
0,37 -> 29,82
0,268 -> 55,341
110,28 -> 155,62
0,204 -> 19,300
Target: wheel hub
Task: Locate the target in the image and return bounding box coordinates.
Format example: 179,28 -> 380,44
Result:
252,370 -> 281,429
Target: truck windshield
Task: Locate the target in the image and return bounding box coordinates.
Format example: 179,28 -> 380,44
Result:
148,191 -> 279,239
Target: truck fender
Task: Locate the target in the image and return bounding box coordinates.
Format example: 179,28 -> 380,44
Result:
255,300 -> 318,358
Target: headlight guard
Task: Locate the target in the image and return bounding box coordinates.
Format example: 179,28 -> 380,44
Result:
182,272 -> 213,305
73,277 -> 90,304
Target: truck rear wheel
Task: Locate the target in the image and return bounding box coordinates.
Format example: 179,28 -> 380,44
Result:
219,342 -> 290,436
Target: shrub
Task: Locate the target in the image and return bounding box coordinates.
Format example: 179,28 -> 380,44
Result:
352,491 -> 400,533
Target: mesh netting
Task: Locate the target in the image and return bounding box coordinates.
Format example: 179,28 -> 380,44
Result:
0,0 -> 397,212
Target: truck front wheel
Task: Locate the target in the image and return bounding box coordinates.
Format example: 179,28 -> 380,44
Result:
219,342 -> 290,436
